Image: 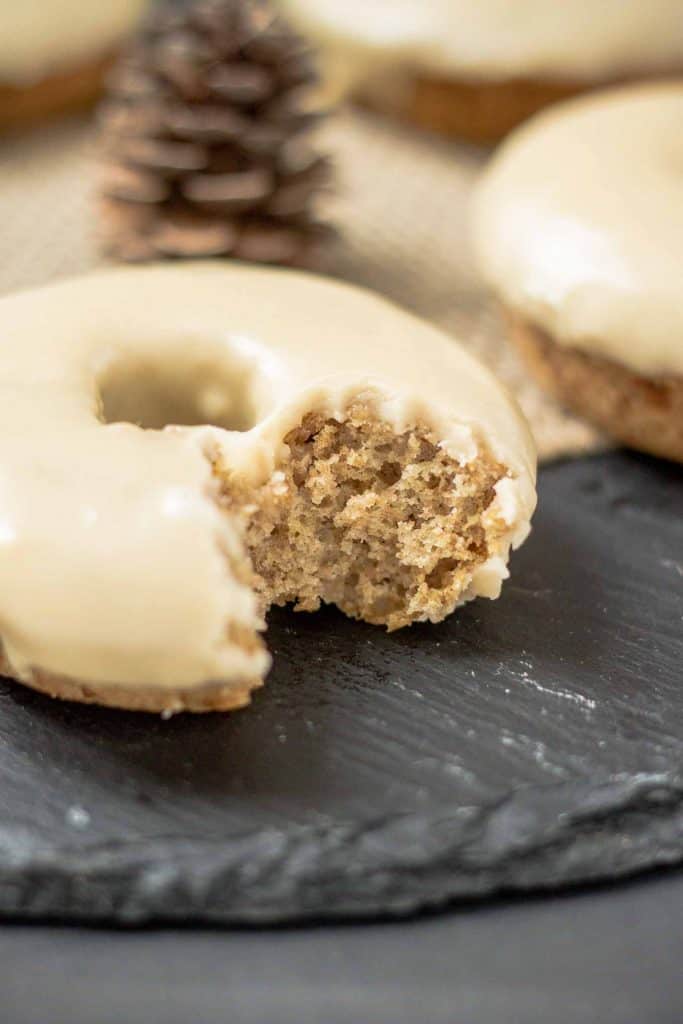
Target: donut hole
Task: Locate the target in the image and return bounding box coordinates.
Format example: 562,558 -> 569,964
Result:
97,347 -> 272,432
219,402 -> 511,630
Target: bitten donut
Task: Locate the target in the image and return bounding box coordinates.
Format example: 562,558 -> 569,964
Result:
0,264 -> 535,713
281,0 -> 683,142
0,1 -> 148,131
473,81 -> 683,463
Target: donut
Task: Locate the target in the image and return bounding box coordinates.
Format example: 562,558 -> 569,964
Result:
0,1 -> 148,131
473,81 -> 683,463
0,264 -> 535,713
280,0 -> 683,142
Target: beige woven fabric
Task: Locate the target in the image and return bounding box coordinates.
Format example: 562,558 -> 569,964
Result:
0,107 -> 602,461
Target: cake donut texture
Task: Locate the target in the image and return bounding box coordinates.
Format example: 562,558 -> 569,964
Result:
281,0 -> 683,141
0,265 -> 535,713
0,1 -> 148,130
473,82 -> 683,463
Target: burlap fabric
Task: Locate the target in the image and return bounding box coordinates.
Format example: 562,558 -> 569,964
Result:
0,106 -> 602,461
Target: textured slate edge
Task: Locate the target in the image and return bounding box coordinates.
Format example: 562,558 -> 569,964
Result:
1,772 -> 682,925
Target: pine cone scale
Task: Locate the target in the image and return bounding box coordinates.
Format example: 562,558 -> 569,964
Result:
182,167 -> 273,209
206,63 -> 274,104
164,103 -> 250,141
151,214 -> 237,256
120,137 -> 209,175
102,165 -> 171,204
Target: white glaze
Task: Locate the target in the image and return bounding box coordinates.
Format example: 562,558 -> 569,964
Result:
0,264 -> 536,691
473,82 -> 683,377
281,0 -> 683,87
0,0 -> 148,84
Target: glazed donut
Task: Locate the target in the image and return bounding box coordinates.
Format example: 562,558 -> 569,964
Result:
473,82 -> 683,463
0,1 -> 148,131
281,0 -> 683,142
0,264 -> 535,713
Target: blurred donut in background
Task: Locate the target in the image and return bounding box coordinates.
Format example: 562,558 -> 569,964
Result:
473,81 -> 683,461
0,1 -> 149,131
280,0 -> 683,142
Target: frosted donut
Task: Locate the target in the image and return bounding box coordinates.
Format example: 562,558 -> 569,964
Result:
281,0 -> 683,142
0,264 -> 535,713
473,81 -> 683,463
0,1 -> 148,131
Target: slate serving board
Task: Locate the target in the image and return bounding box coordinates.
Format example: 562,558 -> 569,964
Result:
0,451 -> 681,925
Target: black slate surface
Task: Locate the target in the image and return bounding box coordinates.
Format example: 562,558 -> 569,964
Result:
0,451 -> 681,924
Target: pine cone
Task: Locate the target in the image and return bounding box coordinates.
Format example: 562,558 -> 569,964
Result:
98,0 -> 334,267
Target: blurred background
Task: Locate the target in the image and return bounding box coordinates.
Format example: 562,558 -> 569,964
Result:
9,0 -> 675,460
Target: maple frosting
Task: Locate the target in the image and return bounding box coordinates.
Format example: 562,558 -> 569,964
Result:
280,0 -> 683,87
0,264 -> 535,694
473,82 -> 683,378
0,0 -> 148,84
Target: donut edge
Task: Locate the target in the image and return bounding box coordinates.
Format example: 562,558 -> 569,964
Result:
0,649 -> 262,716
359,68 -> 683,143
0,52 -> 114,133
506,311 -> 683,464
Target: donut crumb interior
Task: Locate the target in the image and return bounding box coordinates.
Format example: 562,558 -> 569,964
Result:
217,402 -> 509,631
